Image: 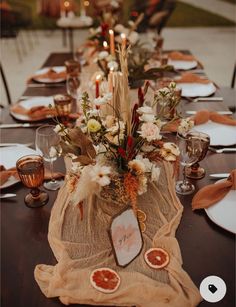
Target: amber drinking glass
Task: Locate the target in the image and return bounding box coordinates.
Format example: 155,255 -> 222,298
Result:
54,94 -> 72,126
186,131 -> 210,179
16,155 -> 49,208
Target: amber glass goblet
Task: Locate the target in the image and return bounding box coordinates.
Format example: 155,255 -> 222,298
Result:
16,155 -> 49,208
54,94 -> 73,126
186,131 -> 210,179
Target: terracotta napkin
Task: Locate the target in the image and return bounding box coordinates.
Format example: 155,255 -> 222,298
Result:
0,165 -> 64,186
168,51 -> 196,62
176,73 -> 210,84
31,68 -> 66,82
192,169 -> 236,210
10,104 -> 57,119
193,109 -> 236,126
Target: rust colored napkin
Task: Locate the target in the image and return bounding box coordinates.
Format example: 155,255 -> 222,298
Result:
168,51 -> 196,62
192,170 -> 236,210
10,104 -> 57,119
193,109 -> 236,126
0,165 -> 64,186
176,73 -> 210,84
31,68 -> 66,82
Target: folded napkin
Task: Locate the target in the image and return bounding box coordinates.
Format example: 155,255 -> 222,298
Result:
193,109 -> 236,126
162,109 -> 236,133
0,165 -> 64,186
32,68 -> 66,82
192,169 -> 236,210
10,104 -> 57,119
176,73 -> 210,84
168,51 -> 196,62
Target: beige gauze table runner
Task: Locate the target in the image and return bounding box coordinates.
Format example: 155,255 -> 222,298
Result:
35,161 -> 202,307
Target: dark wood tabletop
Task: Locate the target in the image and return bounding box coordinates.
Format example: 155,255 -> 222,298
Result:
1,53 -> 235,307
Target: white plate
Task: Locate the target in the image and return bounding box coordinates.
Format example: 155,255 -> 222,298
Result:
32,66 -> 66,83
178,82 -> 216,97
0,145 -> 37,189
168,59 -> 198,70
205,179 -> 236,234
193,121 -> 236,146
10,96 -> 54,122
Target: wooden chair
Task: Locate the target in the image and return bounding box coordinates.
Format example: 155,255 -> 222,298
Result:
0,63 -> 11,105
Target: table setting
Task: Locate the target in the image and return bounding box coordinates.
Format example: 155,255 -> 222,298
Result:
1,10 -> 236,307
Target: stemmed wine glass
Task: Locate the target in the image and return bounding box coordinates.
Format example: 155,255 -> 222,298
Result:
186,131 -> 210,179
175,132 -> 203,195
65,59 -> 81,100
35,125 -> 63,191
16,155 -> 49,208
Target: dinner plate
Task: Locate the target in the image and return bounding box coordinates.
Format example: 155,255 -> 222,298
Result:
193,121 -> 236,146
205,180 -> 236,234
178,82 -> 216,97
0,145 -> 37,189
10,96 -> 54,122
32,66 -> 66,83
168,59 -> 198,70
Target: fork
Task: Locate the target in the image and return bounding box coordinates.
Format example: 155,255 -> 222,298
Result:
185,97 -> 223,103
209,147 -> 236,153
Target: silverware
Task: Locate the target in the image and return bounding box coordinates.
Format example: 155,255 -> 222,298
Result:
0,143 -> 33,147
209,173 -> 229,179
0,123 -> 43,129
209,147 -> 236,153
27,83 -> 64,88
185,110 -> 233,115
185,97 -> 224,103
0,194 -> 17,199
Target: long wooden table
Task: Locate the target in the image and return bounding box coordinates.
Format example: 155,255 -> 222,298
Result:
1,53 -> 235,307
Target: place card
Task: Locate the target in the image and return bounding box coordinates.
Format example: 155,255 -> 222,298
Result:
109,207 -> 143,267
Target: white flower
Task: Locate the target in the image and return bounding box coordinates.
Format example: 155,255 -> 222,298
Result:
128,159 -> 146,175
89,164 -> 111,186
105,115 -> 115,128
87,119 -> 101,133
107,121 -> 125,135
160,142 -> 180,161
128,31 -> 139,45
107,60 -> 119,71
139,113 -> 156,123
94,96 -> 106,106
53,124 -> 67,136
111,0 -> 119,8
114,24 -> 126,33
138,122 -> 162,142
151,166 -> 161,182
98,51 -> 109,60
88,109 -> 100,116
137,106 -> 154,115
178,117 -> 194,136
54,124 -> 61,133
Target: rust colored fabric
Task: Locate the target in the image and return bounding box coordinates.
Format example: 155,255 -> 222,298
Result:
168,51 -> 195,62
177,73 -> 210,84
193,109 -> 236,126
0,165 -> 64,185
192,170 -> 236,210
31,68 -> 66,82
34,161 -> 201,307
10,104 -> 57,120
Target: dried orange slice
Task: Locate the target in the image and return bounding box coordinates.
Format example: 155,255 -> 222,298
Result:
137,209 -> 147,222
90,268 -> 121,293
139,221 -> 146,233
144,248 -> 169,269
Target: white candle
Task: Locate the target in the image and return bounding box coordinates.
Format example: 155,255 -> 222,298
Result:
109,29 -> 115,56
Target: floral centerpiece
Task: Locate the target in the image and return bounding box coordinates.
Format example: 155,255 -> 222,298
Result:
54,48 -> 184,218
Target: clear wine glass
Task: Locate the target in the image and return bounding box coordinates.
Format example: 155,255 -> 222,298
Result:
35,125 -> 63,191
16,155 -> 49,208
175,132 -> 203,195
66,74 -> 81,100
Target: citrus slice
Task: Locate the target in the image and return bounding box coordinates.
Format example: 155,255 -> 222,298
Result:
90,268 -> 121,293
137,209 -> 147,222
139,221 -> 146,233
144,248 -> 169,269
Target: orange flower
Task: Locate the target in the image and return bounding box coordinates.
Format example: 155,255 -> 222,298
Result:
124,172 -> 139,214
